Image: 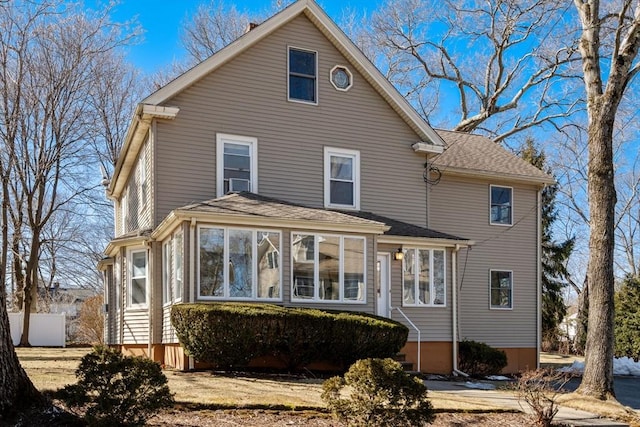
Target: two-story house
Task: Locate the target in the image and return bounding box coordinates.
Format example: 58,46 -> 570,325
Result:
99,0 -> 553,374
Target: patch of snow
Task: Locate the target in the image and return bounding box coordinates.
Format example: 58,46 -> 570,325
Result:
485,375 -> 511,381
558,357 -> 640,376
464,381 -> 496,390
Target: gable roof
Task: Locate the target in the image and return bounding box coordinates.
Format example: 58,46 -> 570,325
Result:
141,0 -> 445,150
433,130 -> 555,185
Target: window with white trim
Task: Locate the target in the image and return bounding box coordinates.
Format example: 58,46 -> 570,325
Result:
128,249 -> 147,308
174,231 -> 183,301
490,270 -> 513,309
162,239 -> 172,305
402,248 -> 446,306
216,134 -> 257,197
324,147 -> 360,209
120,192 -> 127,235
139,144 -> 147,210
490,185 -> 513,225
199,226 -> 281,300
291,233 -> 366,303
288,47 -> 317,103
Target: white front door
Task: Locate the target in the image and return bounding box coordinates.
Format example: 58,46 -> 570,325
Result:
376,253 -> 391,318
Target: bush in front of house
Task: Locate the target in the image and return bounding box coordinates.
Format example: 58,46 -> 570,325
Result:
458,339 -> 508,377
170,303 -> 409,370
322,357 -> 435,427
59,346 -> 174,426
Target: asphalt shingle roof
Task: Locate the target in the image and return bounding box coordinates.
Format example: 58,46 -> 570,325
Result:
433,130 -> 554,184
344,211 -> 468,240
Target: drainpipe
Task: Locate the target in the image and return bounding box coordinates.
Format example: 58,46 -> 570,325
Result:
147,241 -> 153,360
452,244 -> 468,377
188,217 -> 196,370
536,187 -> 543,369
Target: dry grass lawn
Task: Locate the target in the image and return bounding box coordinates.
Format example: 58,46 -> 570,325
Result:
17,346 -> 505,412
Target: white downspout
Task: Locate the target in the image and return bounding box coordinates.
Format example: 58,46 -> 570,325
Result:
536,188 -> 543,369
452,244 -> 468,377
188,217 -> 196,370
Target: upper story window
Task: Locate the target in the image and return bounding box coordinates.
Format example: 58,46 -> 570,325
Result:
490,270 -> 513,309
402,248 -> 446,307
198,226 -> 281,300
292,233 -> 366,303
216,134 -> 258,197
490,185 -> 513,225
288,47 -> 317,103
127,248 -> 147,308
138,144 -> 147,210
324,147 -> 360,210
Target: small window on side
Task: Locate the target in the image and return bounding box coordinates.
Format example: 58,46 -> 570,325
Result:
490,270 -> 513,309
288,47 -> 317,103
490,185 -> 513,225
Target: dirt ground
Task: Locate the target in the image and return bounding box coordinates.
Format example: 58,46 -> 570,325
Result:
146,408 -> 535,426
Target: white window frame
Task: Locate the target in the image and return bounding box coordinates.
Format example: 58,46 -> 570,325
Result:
216,133 -> 258,197
162,239 -> 172,306
290,232 -> 367,304
324,147 -> 360,210
401,248 -> 447,307
490,185 -> 513,226
287,46 -> 318,105
120,192 -> 127,235
197,225 -> 282,301
127,247 -> 147,309
489,269 -> 513,310
174,231 -> 183,302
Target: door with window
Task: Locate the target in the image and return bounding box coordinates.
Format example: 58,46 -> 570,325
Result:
376,253 -> 390,318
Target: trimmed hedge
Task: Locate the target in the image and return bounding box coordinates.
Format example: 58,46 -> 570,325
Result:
171,303 -> 409,370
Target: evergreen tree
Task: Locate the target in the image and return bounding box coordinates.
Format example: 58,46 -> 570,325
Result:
521,139 -> 575,350
614,275 -> 640,361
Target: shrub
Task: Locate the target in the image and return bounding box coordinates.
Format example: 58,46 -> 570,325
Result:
322,358 -> 435,427
458,340 -> 507,377
171,303 -> 408,369
60,346 -> 174,426
516,368 -> 571,427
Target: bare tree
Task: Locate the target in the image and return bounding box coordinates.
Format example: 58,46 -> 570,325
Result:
572,0 -> 640,400
362,0 -> 581,142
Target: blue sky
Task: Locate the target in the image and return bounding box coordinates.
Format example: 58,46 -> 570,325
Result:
101,0 -> 381,73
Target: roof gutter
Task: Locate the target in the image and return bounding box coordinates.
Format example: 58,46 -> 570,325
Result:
107,104 -> 180,199
432,167 -> 555,186
377,235 -> 474,248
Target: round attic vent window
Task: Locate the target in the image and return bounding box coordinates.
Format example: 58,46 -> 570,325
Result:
330,66 -> 352,91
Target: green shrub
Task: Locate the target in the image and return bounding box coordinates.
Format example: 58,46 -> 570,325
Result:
171,303 -> 408,369
615,275 -> 640,361
60,346 -> 174,426
458,340 -> 507,377
322,358 -> 435,427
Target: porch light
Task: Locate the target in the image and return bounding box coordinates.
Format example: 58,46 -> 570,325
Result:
394,248 -> 404,261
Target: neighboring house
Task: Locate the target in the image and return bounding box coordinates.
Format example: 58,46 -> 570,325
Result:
40,284 -> 98,340
99,0 -> 553,374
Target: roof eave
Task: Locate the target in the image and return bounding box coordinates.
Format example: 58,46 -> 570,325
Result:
438,167 -> 555,186
378,235 -> 474,247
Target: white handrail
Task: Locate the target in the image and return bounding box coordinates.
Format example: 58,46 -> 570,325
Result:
392,306 -> 421,372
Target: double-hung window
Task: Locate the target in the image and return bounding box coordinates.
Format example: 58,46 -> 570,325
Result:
402,248 -> 446,306
199,227 -> 281,300
288,47 -> 317,103
216,134 -> 257,197
174,232 -> 183,301
490,185 -> 513,225
291,233 -> 366,303
128,249 -> 147,308
162,239 -> 172,305
324,147 -> 360,210
490,270 -> 513,309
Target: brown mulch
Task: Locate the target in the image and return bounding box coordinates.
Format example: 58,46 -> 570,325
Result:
146,408 -> 536,426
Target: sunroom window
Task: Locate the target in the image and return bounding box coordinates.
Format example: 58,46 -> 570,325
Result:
292,233 -> 365,303
402,248 -> 445,306
198,227 -> 281,300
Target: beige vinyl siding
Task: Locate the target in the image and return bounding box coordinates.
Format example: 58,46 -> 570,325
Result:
378,243 -> 453,342
162,306 -> 177,343
154,14 -> 429,228
430,176 -> 539,348
117,137 -> 152,236
122,309 -> 149,344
